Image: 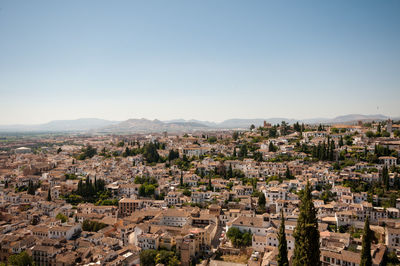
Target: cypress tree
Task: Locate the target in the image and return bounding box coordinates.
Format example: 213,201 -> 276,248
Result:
339,136 -> 344,147
326,137 -> 330,159
312,145 -> 317,158
27,180 -> 35,195
88,178 -> 94,196
394,173 -> 400,190
208,175 -> 212,191
285,166 -> 292,179
257,193 -> 266,214
382,166 -> 389,191
329,140 -> 335,161
293,181 -> 320,266
85,178 -> 90,195
77,179 -> 83,195
94,176 -> 98,192
278,209 -> 289,266
318,142 -> 322,160
47,188 -> 52,201
321,141 -> 326,160
180,171 -> 183,187
269,142 -> 276,152
228,163 -> 233,178
360,217 -> 372,266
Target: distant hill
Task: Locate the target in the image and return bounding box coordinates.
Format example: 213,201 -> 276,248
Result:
217,118 -> 298,128
38,118 -> 120,131
165,114 -> 393,129
326,114 -> 389,124
0,114 -> 396,133
99,118 -> 209,133
0,118 -> 119,132
164,119 -> 218,128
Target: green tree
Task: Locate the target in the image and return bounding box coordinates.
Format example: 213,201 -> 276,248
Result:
216,162 -> 227,178
207,136 -> 218,143
339,136 -> 344,147
155,250 -> 174,265
366,131 -> 374,138
382,165 -> 389,191
227,227 -> 242,247
183,188 -> 191,196
227,227 -> 252,247
285,166 -> 293,179
78,144 -> 97,160
238,144 -> 248,158
242,230 -> 252,246
27,180 -> 36,195
281,121 -> 289,135
122,147 -> 131,157
293,122 -> 301,132
82,220 -> 107,232
278,209 -> 289,266
329,139 -> 335,161
47,188 -> 52,201
168,149 -> 179,161
180,171 -> 184,187
253,151 -> 263,162
139,184 -> 156,197
269,141 -> 277,152
228,163 -> 233,178
269,127 -> 277,138
56,213 -> 68,223
385,251 -> 400,266
143,142 -> 160,163
257,193 -> 266,214
140,249 -> 157,266
8,251 -> 34,266
293,181 -> 320,266
360,218 -> 372,266
207,175 -> 212,191
168,256 -> 180,266
232,131 -> 239,141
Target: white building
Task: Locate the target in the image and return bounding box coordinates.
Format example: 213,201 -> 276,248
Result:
48,224 -> 81,240
227,215 -> 270,236
379,156 -> 397,167
15,147 -> 32,154
137,233 -> 160,250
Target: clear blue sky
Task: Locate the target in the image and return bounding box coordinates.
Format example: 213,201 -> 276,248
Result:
0,0 -> 399,124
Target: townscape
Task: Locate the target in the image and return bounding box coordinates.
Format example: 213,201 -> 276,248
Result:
0,119 -> 400,266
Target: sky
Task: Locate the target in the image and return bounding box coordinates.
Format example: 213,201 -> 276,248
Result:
0,0 -> 399,125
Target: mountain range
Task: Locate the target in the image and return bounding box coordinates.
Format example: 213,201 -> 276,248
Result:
0,118 -> 119,132
0,114 -> 396,133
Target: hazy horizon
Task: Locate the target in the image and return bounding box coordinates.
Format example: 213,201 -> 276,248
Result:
1,0 -> 400,124
0,113 -> 398,126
